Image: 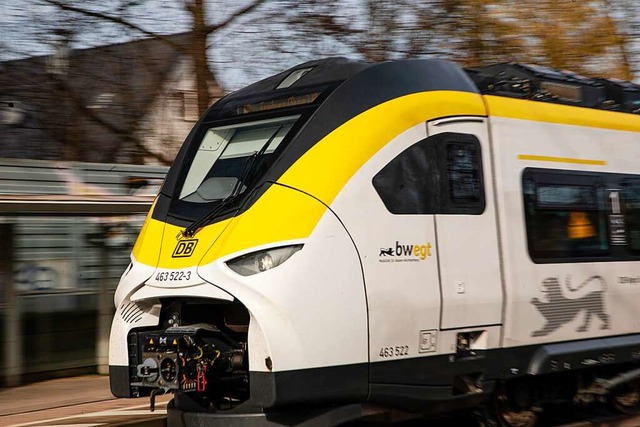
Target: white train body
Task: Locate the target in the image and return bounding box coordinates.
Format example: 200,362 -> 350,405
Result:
108,59 -> 640,425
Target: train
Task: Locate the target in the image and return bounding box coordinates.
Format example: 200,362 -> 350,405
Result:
109,57 -> 640,426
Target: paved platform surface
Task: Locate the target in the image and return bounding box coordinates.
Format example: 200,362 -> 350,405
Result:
4,377 -> 640,426
0,375 -> 170,427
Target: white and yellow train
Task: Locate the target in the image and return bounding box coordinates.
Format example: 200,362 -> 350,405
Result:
109,58 -> 640,426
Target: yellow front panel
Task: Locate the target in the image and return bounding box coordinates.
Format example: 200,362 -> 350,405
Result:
133,217 -> 232,269
200,184 -> 326,264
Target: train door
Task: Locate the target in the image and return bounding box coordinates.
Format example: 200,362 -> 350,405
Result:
426,117 -> 504,330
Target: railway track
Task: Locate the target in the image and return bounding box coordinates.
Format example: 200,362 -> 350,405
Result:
347,405 -> 640,426
549,412 -> 640,427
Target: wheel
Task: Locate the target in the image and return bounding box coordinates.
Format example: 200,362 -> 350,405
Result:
493,384 -> 538,427
610,379 -> 640,414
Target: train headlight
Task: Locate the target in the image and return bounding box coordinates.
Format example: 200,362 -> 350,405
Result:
256,252 -> 274,272
227,245 -> 303,276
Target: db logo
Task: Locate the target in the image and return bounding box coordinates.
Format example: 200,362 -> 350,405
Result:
172,239 -> 198,258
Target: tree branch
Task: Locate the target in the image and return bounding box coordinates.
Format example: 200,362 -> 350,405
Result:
205,0 -> 267,33
185,0 -> 197,15
39,0 -> 188,54
299,12 -> 381,61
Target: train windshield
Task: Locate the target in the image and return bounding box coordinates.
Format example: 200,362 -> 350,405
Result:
178,115 -> 299,203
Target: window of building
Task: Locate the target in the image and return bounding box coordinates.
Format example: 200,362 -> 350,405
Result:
87,93 -> 115,110
182,91 -> 199,122
372,132 -> 485,215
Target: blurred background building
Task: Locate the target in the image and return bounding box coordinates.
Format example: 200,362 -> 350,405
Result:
0,32 -> 223,165
0,159 -> 167,386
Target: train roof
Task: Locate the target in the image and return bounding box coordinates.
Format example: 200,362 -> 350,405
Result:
208,58 -> 640,123
466,62 -> 640,114
204,57 -> 479,122
230,57 -> 372,97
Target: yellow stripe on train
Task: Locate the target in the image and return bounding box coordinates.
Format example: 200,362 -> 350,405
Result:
484,95 -> 640,132
278,90 -> 486,207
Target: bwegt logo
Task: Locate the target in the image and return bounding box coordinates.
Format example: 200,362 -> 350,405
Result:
380,241 -> 432,261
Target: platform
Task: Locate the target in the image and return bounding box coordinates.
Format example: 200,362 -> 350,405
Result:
0,375 -> 170,427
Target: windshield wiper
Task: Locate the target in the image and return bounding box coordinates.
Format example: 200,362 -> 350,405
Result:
181,154 -> 256,238
248,125 -> 283,181
180,126 -> 283,238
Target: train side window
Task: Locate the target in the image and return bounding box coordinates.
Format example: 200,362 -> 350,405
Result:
621,180 -> 640,252
523,169 -> 609,262
372,132 -> 485,214
447,142 -> 482,204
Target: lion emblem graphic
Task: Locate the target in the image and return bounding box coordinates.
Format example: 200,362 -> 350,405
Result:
379,247 -> 393,257
531,275 -> 610,337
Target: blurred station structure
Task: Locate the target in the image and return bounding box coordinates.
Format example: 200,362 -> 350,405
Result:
0,158 -> 167,386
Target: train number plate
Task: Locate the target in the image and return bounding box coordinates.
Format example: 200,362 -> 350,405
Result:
146,267 -> 200,287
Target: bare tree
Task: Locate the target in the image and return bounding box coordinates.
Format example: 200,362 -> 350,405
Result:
0,0 -> 267,164
271,0 -> 449,62
604,0 -> 640,80
503,0 -> 629,79
40,0 -> 266,115
273,0 -> 527,67
277,0 -> 636,81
